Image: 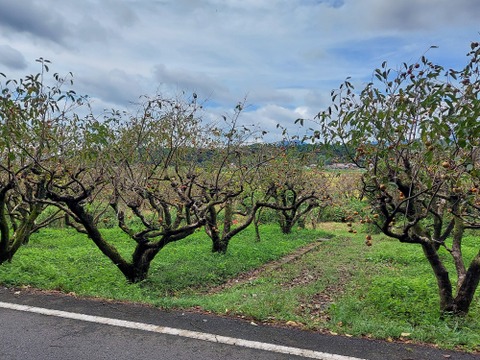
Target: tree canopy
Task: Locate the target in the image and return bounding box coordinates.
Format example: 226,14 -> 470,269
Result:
313,42 -> 480,315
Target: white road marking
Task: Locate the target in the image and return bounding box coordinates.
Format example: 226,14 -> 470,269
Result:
0,301 -> 366,360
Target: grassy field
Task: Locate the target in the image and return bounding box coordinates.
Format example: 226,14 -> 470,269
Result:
0,223 -> 479,352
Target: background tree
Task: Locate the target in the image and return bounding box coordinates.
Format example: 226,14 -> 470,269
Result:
260,144 -> 320,234
0,60 -> 78,263
192,102 -> 274,253
45,94 -> 209,283
314,42 -> 480,315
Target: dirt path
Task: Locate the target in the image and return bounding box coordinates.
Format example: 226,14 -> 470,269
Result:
208,238 -> 331,294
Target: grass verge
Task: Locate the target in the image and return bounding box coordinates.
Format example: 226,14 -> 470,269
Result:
0,223 -> 478,352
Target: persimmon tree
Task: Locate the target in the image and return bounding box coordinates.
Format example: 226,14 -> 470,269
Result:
191,103 -> 275,253
314,42 -> 480,315
260,144 -> 320,234
45,94 -> 210,283
0,60 -> 78,263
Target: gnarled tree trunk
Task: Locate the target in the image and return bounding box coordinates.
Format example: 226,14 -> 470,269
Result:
422,239 -> 480,316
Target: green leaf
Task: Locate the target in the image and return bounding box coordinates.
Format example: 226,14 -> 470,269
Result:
295,118 -> 304,126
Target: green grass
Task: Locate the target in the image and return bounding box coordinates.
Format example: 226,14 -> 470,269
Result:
324,226 -> 480,352
0,225 -> 325,302
0,223 -> 479,352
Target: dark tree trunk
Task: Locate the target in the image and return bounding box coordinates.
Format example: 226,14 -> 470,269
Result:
421,218 -> 480,316
222,199 -> 233,236
205,204 -> 231,254
0,186 -> 42,264
279,212 -> 295,234
129,244 -> 163,283
451,217 -> 466,290
452,254 -> 480,315
0,185 -> 14,264
421,241 -> 455,314
211,238 -> 229,254
420,240 -> 480,316
64,201 -> 134,281
209,201 -> 261,253
254,210 -> 261,242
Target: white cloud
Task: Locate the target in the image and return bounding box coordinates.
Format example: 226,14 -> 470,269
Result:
355,0 -> 480,32
0,0 -> 478,140
153,64 -> 230,101
78,68 -> 148,105
0,0 -> 70,44
0,45 -> 28,70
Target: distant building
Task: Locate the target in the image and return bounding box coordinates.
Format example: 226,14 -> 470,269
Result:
326,163 -> 357,170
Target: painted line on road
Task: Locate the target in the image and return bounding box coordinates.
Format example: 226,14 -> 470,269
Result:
0,301 -> 366,360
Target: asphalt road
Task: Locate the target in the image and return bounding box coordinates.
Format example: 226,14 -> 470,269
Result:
0,287 -> 477,360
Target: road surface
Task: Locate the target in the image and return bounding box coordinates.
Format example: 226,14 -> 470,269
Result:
0,287 -> 477,360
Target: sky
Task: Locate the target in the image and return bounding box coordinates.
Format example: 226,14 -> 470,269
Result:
0,0 -> 479,141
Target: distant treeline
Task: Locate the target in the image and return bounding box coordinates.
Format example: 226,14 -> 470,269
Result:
141,141 -> 350,166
